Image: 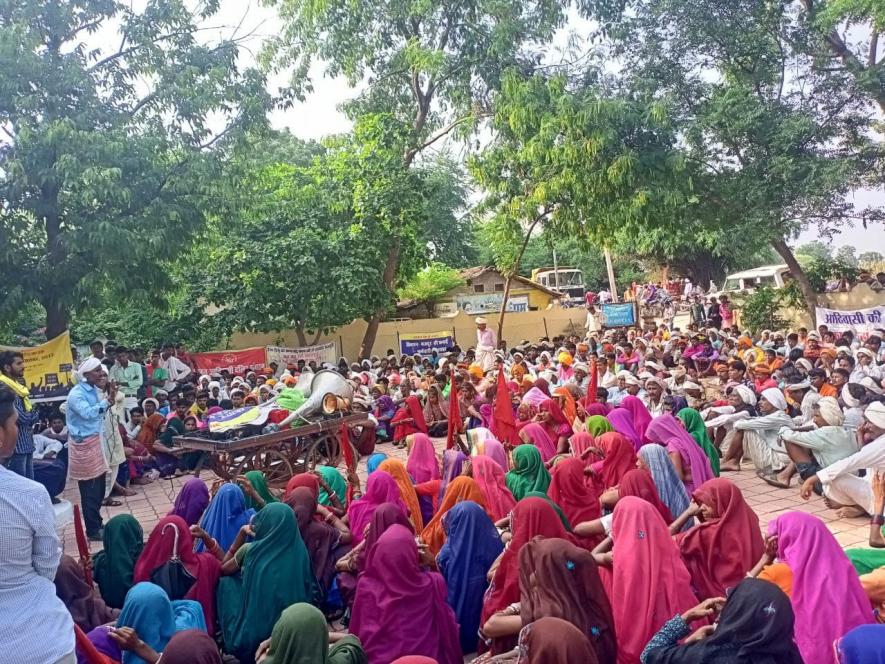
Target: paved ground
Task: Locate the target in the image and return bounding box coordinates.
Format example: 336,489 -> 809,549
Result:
58,437 -> 872,555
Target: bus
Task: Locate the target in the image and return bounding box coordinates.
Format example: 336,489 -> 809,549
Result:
531,267 -> 586,306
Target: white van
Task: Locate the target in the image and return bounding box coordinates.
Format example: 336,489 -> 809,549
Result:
715,264 -> 792,296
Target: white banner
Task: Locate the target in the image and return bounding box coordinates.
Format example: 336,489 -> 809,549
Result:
815,305 -> 885,340
266,342 -> 337,371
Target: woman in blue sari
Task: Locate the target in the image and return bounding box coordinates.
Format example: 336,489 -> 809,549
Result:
437,501 -> 504,653
195,483 -> 255,552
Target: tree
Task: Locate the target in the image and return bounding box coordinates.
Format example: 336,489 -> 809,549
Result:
266,0 -> 572,357
796,241 -> 834,262
596,0 -> 882,321
194,116 -> 427,347
0,0 -> 271,337
835,245 -> 859,267
397,264 -> 466,317
859,251 -> 885,265
470,72 -> 690,338
418,158 -> 476,268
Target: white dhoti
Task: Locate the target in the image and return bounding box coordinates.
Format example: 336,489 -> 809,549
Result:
823,474 -> 873,513
476,348 -> 496,373
742,430 -> 790,475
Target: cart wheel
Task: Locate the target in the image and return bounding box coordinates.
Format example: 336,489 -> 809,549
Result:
234,449 -> 294,489
212,453 -> 235,482
303,432 -> 342,472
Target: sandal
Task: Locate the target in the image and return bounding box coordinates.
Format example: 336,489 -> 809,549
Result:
102,498 -> 123,507
757,471 -> 790,489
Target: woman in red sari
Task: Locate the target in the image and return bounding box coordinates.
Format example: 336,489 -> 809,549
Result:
132,515 -> 222,632
673,478 -> 764,601
391,395 -> 428,444
589,432 -> 638,490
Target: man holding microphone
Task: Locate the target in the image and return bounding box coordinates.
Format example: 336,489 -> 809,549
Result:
66,358 -> 116,540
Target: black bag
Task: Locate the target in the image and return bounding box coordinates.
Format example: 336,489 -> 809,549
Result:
149,522 -> 196,600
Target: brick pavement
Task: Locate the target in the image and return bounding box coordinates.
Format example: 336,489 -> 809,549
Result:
59,437 -> 872,555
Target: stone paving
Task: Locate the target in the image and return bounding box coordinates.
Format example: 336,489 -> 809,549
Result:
59,437 -> 872,555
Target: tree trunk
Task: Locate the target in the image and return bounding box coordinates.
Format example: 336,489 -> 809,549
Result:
359,242 -> 401,360
294,323 -> 308,347
43,297 -> 69,340
497,275 -> 515,341
496,213 -> 546,342
771,237 -> 818,325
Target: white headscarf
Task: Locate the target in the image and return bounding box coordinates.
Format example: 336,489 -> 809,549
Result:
816,396 -> 844,426
78,357 -> 102,380
842,384 -> 861,408
866,402 -> 885,429
761,387 -> 787,411
734,384 -> 757,406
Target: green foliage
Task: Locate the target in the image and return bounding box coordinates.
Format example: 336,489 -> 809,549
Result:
397,264 -> 466,315
739,287 -> 790,334
470,71 -> 690,277
0,0 -> 272,336
859,251 -> 885,265
834,245 -> 859,267
417,158 -> 476,267
796,242 -> 833,262
795,254 -> 860,292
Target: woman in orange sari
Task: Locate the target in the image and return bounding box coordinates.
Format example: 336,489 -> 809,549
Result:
378,457 -> 424,531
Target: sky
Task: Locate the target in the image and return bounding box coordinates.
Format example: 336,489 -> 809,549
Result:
210,1 -> 885,256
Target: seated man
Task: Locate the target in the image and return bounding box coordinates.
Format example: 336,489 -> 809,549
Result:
800,401 -> 885,518
766,396 -> 858,489
32,412 -> 69,501
721,388 -> 792,474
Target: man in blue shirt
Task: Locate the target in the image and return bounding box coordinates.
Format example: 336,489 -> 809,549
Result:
66,357 -> 115,539
0,351 -> 40,479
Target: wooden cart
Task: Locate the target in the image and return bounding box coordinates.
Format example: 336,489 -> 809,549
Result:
173,413 -> 371,488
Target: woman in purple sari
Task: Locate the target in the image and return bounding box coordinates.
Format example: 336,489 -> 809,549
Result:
645,413 -> 715,493
606,408 -> 643,451
351,524 -> 462,664
168,477 -> 210,526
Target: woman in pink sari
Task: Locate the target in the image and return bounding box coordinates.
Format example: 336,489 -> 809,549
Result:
607,497 -> 699,664
606,408 -> 643,451
619,395 -> 653,444
346,471 -> 407,544
351,524 -> 462,664
519,422 -> 558,462
539,398 -> 572,453
477,437 -> 509,471
645,414 -> 714,493
469,455 -> 516,521
406,433 -> 440,483
767,512 -> 873,664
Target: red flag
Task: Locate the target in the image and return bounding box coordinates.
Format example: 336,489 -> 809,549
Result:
73,503 -> 93,585
446,369 -> 461,450
492,366 -> 519,448
587,358 -> 599,404
339,420 -> 355,469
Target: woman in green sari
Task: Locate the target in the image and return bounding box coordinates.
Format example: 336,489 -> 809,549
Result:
240,470 -> 281,510
217,503 -> 316,663
505,445 -> 551,501
585,415 -> 614,437
676,408 -> 720,475
92,514 -> 144,609
257,603 -> 366,664
316,465 -> 348,508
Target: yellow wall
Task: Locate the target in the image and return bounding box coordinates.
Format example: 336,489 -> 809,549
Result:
229,308 -> 589,358
777,284 -> 885,328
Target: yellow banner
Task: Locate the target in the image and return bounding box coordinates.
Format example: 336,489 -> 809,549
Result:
1,332 -> 77,402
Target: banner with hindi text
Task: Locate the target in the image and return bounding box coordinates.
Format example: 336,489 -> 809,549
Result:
3,332 -> 77,403
399,331 -> 454,357
191,347 -> 267,374
265,342 -> 337,370
815,305 -> 885,340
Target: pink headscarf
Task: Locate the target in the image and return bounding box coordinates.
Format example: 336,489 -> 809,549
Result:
619,395 -> 653,444
768,512 -> 873,664
407,433 -> 440,483
470,455 -> 517,521
605,408 -> 642,451
582,402 -> 610,417
519,422 -> 558,462
351,525 -> 462,664
645,413 -> 715,493
347,471 -> 407,544
478,437 -> 509,471
522,387 -> 549,408
608,497 -> 699,663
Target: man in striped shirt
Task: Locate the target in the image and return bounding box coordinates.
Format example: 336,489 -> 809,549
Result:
0,350 -> 40,479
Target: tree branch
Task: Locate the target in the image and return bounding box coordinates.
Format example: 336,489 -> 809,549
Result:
870,32 -> 879,67
404,114 -> 477,162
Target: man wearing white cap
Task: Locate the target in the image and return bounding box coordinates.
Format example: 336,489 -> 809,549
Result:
65,358 -> 115,539
475,317 -> 497,374
724,387 -> 793,474
851,348 -> 882,383
801,401 -> 885,518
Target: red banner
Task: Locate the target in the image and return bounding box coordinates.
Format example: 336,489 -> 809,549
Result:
191,347 -> 267,375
